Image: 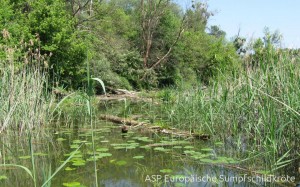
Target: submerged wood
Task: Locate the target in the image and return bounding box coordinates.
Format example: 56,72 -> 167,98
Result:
100,114 -> 210,140
100,115 -> 145,126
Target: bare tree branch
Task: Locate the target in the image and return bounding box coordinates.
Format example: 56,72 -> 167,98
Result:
140,13 -> 186,80
72,0 -> 90,17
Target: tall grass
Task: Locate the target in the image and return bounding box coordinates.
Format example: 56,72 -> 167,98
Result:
0,39 -> 85,186
157,51 -> 300,173
0,62 -> 54,133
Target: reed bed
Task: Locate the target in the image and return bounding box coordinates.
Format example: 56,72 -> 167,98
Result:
158,53 -> 300,173
0,63 -> 54,133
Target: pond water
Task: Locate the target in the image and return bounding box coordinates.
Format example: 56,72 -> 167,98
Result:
1,118 -> 298,187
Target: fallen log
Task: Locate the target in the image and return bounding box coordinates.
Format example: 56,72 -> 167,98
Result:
99,114 -> 210,140
100,115 -> 146,126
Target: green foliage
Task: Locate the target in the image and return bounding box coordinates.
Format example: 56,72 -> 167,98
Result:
77,1 -> 140,90
149,50 -> 300,172
174,31 -> 239,84
27,0 -> 86,88
247,28 -> 284,68
0,0 -> 242,90
185,1 -> 212,32
0,62 -> 55,132
208,25 -> 226,38
0,0 -> 86,89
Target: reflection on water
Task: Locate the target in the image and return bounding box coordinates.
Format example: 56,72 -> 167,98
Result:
0,120 -> 298,187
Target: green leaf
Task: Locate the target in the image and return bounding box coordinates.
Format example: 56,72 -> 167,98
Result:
115,160 -> 127,166
0,164 -> 33,181
62,182 -> 81,187
91,78 -> 106,94
133,155 -> 144,159
41,144 -> 83,187
0,175 -> 8,180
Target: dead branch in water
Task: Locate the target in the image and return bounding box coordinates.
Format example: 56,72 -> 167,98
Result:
99,114 -> 210,140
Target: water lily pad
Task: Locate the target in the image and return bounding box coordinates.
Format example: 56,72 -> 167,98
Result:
72,154 -> 83,158
98,153 -> 112,158
126,146 -> 136,150
71,150 -> 81,154
73,140 -> 81,144
256,170 -> 271,175
154,147 -> 171,152
65,167 -> 75,171
62,182 -> 81,187
96,148 -> 109,152
175,183 -> 186,187
133,155 -> 144,159
214,142 -> 224,146
70,144 -> 80,149
135,137 -> 153,142
113,146 -> 125,150
140,146 -> 151,149
115,160 -> 127,166
111,143 -> 139,150
154,147 -> 165,151
19,156 -> 31,159
71,157 -> 86,166
184,146 -> 194,149
160,169 -> 173,173
72,161 -> 86,166
79,133 -> 92,137
0,175 -> 8,180
201,148 -> 214,152
57,138 -> 66,142
183,150 -> 196,155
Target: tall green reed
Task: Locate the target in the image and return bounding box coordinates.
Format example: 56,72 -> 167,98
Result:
0,63 -> 54,133
155,50 -> 300,173
86,52 -> 106,187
